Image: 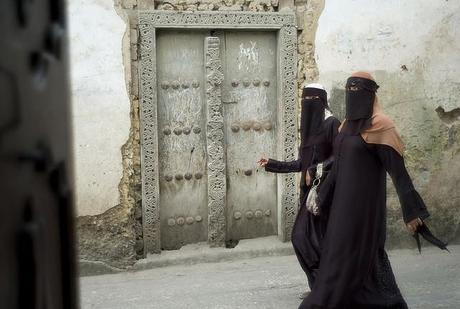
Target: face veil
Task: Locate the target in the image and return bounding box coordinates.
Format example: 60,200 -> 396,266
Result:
342,73 -> 380,135
300,85 -> 328,146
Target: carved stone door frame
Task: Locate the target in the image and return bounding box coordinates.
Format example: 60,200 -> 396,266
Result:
138,11 -> 298,254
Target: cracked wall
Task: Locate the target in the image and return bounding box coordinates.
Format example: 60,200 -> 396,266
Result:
72,0 -> 460,268
70,0 -> 139,268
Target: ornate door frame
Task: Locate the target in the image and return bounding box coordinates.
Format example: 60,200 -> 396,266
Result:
138,11 -> 298,254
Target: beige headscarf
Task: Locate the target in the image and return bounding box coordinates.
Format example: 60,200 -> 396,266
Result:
339,72 -> 405,156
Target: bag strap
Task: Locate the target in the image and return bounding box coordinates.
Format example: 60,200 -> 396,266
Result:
312,163 -> 323,187
316,162 -> 323,179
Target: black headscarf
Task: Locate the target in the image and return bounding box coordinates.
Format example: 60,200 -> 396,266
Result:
342,75 -> 379,135
300,86 -> 328,147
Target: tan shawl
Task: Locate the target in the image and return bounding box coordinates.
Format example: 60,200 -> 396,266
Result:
339,72 -> 405,156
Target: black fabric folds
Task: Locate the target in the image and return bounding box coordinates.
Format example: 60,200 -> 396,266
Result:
413,224 -> 449,253
265,116 -> 340,290
300,136 -> 431,308
340,118 -> 373,136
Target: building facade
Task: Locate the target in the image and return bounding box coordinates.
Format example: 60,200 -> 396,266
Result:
70,0 -> 460,268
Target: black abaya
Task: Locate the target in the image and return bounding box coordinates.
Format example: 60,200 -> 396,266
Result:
300,133 -> 430,309
265,116 -> 340,288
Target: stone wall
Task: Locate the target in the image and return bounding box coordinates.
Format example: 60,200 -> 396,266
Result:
71,0 -> 460,268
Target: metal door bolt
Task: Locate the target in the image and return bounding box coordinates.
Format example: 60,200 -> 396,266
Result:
263,122 -> 273,130
244,169 -> 252,176
164,175 -> 173,182
185,217 -> 194,224
184,173 -> 193,180
183,127 -> 191,135
241,122 -> 251,131
161,81 -> 170,89
233,211 -> 242,220
171,81 -> 180,89
245,211 -> 254,219
193,127 -> 201,134
163,127 -> 171,135
176,217 -> 185,226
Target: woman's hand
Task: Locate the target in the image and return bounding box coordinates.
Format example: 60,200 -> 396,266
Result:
305,170 -> 312,186
406,217 -> 423,235
257,157 -> 269,167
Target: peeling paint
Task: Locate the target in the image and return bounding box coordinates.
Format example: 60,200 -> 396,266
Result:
76,0 -> 142,267
436,106 -> 460,126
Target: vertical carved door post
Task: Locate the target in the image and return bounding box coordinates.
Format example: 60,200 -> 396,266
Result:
204,37 -> 227,247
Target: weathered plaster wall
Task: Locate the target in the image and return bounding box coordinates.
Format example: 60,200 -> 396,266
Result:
315,0 -> 460,246
69,0 -> 131,216
69,0 -> 139,268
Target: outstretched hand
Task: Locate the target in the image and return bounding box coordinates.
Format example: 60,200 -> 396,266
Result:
257,157 -> 268,167
406,217 -> 423,235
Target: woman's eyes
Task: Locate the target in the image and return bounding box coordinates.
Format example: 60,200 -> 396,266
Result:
304,96 -> 321,99
346,86 -> 360,91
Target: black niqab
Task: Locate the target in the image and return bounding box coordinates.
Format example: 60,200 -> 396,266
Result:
342,76 -> 379,135
300,87 -> 327,147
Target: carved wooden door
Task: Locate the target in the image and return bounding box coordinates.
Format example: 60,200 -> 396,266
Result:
221,31 -> 278,241
156,30 -> 278,250
157,30 -> 209,250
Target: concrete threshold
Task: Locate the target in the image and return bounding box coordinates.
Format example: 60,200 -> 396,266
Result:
133,236 -> 294,271
79,259 -> 125,277
79,236 -> 294,276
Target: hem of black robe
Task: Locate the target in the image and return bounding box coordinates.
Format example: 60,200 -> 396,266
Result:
291,205 -> 322,269
299,300 -> 408,309
350,300 -> 408,309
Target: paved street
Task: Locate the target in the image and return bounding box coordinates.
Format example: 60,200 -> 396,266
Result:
80,245 -> 460,309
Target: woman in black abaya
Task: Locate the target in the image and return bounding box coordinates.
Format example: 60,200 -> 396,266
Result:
258,84 -> 340,297
300,72 -> 447,309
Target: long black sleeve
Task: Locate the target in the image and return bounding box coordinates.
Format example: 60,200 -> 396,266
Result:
375,144 -> 430,223
264,154 -> 302,173
265,117 -> 340,174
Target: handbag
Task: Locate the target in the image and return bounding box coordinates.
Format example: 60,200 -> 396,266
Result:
306,162 -> 324,216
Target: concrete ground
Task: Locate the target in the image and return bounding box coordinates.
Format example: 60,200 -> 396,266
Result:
80,245 -> 460,309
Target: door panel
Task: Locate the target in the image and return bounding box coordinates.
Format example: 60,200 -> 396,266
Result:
222,31 -> 278,240
156,30 -> 208,250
